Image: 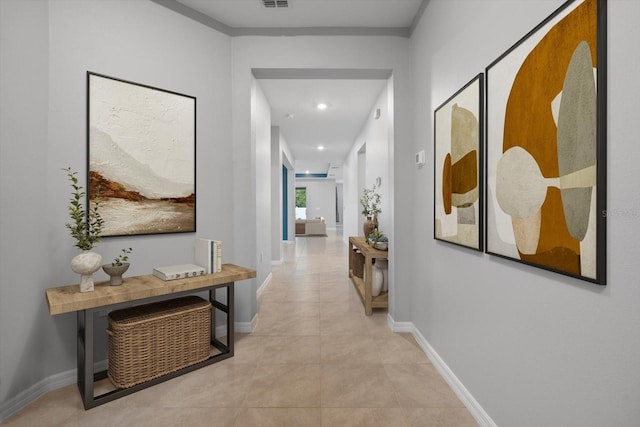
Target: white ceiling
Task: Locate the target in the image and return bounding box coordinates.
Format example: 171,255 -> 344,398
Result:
260,78 -> 388,177
164,0 -> 426,177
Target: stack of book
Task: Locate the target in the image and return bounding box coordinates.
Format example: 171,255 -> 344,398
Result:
152,264 -> 206,281
195,238 -> 222,274
151,238 -> 222,281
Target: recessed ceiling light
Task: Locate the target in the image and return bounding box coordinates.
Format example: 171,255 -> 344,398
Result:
305,170 -> 310,174
317,145 -> 324,151
316,103 -> 328,110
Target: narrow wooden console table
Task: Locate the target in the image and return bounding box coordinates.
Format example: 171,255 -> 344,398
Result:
45,263 -> 255,409
348,236 -> 389,315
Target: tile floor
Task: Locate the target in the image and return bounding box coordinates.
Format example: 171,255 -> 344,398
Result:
3,229 -> 477,426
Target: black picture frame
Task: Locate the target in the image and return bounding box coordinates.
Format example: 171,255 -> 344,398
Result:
434,73 -> 484,251
484,0 -> 606,284
87,72 -> 196,237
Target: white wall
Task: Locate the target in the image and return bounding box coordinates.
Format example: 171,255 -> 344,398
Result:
295,179 -> 337,227
351,147 -> 367,237
0,0 -> 50,413
270,126 -> 295,262
0,0 -> 233,418
271,127 -> 282,261
345,84 -> 392,237
336,183 -> 344,225
410,0 -> 640,425
281,135 -> 296,244
252,79 -> 272,300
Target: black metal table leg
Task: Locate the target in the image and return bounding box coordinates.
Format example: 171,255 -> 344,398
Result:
77,308 -> 95,408
227,283 -> 234,356
76,281 -> 237,409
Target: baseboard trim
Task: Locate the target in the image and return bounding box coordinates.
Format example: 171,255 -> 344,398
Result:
249,312 -> 259,332
387,315 -> 496,427
235,315 -> 256,334
214,315 -> 256,337
0,370 -> 74,422
256,272 -> 272,298
0,359 -> 108,423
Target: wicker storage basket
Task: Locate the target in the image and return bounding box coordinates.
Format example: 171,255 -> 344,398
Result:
351,248 -> 364,279
107,296 -> 211,389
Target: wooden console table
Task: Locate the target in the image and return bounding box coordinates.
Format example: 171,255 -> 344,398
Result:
348,236 -> 389,315
45,264 -> 255,409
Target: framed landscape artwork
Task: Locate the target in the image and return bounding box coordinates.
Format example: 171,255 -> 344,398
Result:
87,72 -> 196,236
434,74 -> 484,251
485,0 -> 606,284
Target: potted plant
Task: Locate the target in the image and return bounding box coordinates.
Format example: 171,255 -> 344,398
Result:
63,167 -> 104,292
102,247 -> 133,286
368,229 -> 389,251
360,184 -> 381,237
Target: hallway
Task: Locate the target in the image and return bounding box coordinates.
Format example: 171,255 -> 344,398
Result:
4,230 -> 476,426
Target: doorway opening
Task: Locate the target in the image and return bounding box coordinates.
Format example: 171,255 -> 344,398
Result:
295,187 -> 307,219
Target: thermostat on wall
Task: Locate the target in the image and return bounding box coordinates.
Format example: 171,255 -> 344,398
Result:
415,150 -> 426,167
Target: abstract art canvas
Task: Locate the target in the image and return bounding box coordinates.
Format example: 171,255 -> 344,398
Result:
434,74 -> 484,251
87,72 -> 196,236
485,0 -> 606,284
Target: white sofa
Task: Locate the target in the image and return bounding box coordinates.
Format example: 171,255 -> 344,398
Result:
295,217 -> 326,235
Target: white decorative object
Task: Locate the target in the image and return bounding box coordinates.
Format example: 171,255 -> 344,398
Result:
376,259 -> 389,292
372,262 -> 384,297
70,251 -> 102,292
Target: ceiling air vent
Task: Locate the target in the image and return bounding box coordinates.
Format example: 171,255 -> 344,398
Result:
261,0 -> 289,8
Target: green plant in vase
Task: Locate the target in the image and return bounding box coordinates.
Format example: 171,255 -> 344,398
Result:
111,247 -> 133,267
368,230 -> 389,251
360,184 -> 381,237
103,248 -> 133,286
63,167 -> 104,250
63,167 -> 104,292
360,184 -> 381,218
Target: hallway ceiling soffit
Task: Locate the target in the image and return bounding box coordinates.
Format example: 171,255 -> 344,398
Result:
152,0 -> 428,38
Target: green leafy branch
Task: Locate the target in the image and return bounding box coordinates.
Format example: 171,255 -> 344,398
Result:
112,247 -> 133,267
360,184 -> 381,218
63,167 -> 104,251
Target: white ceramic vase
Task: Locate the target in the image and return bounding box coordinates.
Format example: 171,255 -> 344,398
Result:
70,251 -> 102,292
376,259 -> 389,292
372,263 -> 384,297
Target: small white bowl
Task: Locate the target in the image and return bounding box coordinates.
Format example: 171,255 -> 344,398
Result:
374,242 -> 388,251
